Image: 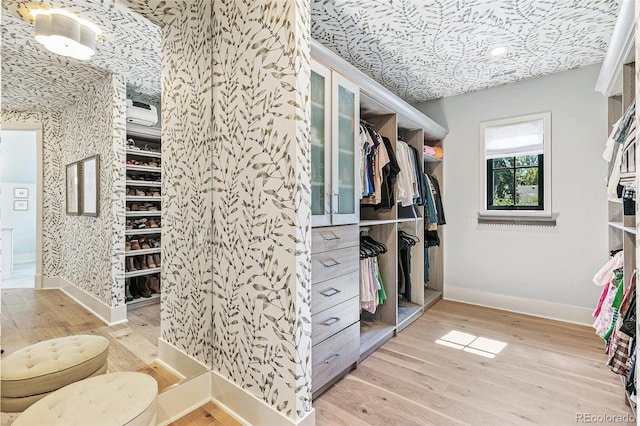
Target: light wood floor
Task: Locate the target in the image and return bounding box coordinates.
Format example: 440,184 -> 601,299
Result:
1,289 -> 181,424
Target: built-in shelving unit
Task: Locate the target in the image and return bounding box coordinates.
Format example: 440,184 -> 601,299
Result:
125,123 -> 162,310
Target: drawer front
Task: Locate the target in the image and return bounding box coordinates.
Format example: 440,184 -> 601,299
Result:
312,296 -> 359,344
312,272 -> 359,316
311,247 -> 358,284
312,225 -> 358,254
312,322 -> 359,394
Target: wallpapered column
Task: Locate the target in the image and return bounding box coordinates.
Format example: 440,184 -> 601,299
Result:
159,0 -> 214,364
60,74 -> 127,307
210,0 -> 312,421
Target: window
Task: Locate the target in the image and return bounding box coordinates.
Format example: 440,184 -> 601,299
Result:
480,112 -> 551,216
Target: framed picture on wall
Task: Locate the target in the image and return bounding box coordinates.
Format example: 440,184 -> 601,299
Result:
13,200 -> 28,211
13,188 -> 28,198
66,162 -> 80,215
81,154 -> 100,217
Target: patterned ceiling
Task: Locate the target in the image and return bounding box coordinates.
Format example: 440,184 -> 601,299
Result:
2,1 -> 622,111
2,0 -> 160,111
311,0 -> 621,103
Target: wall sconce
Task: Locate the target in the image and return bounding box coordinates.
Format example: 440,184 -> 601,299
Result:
31,9 -> 100,61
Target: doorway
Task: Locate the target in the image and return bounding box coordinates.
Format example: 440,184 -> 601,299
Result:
1,125 -> 42,289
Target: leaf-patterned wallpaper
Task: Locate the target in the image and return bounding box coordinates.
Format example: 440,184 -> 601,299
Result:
211,0 -> 312,420
2,0 -> 161,111
311,0 -> 620,102
158,0 -> 214,366
3,74 -> 127,308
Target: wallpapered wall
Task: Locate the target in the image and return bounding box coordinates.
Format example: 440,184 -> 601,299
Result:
4,73 -> 127,308
158,0 -> 214,365
127,0 -> 313,421
210,0 -> 312,420
61,73 -> 126,307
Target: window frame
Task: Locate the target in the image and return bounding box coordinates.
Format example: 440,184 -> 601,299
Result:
479,112 -> 552,217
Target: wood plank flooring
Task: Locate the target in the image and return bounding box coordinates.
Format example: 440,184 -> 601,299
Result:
169,402 -> 242,426
314,300 -> 636,426
1,289 -> 181,424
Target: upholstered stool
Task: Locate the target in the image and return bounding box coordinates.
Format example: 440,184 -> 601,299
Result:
1,335 -> 109,412
12,372 -> 158,426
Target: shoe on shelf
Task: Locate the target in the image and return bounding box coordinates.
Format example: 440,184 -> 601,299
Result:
127,188 -> 136,196
138,255 -> 148,270
126,220 -> 133,230
140,238 -> 151,250
146,255 -> 156,268
125,280 -> 134,302
131,240 -> 141,250
148,219 -> 159,228
125,242 -> 131,251
139,278 -> 152,298
130,279 -> 141,299
126,257 -> 137,272
130,203 -> 140,211
149,276 -> 161,293
135,189 -> 145,196
153,254 -> 161,267
152,191 -> 161,197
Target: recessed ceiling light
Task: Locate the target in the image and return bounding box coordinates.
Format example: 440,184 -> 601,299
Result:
489,46 -> 508,57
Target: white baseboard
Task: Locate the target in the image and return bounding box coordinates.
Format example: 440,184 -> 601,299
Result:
157,338 -> 208,380
156,372 -> 211,426
444,285 -> 594,326
210,369 -> 316,426
13,253 -> 36,264
39,275 -> 60,289
58,276 -> 127,326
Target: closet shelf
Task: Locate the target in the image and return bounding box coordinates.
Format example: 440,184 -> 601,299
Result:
126,148 -> 161,159
125,248 -> 161,257
621,376 -> 637,416
359,321 -> 395,360
359,219 -> 396,226
125,228 -> 161,236
124,267 -> 161,278
126,292 -> 161,310
608,198 -> 623,204
126,196 -> 161,202
126,211 -> 161,217
423,153 -> 442,163
424,289 -> 442,310
397,217 -> 424,223
608,222 -> 636,234
125,180 -> 161,188
397,302 -> 423,332
126,165 -> 161,173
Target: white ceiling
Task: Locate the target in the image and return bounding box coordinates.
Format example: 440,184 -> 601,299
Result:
311,0 -> 621,103
1,0 -> 161,111
2,1 -> 621,111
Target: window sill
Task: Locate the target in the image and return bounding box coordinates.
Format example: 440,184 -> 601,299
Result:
477,213 -> 558,227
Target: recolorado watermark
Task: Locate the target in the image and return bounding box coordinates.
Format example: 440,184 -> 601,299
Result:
576,413 -> 636,423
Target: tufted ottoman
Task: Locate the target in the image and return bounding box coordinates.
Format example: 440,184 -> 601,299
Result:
12,372 -> 158,426
1,335 -> 109,412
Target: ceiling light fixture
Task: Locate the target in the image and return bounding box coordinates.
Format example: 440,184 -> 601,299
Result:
489,46 -> 508,57
31,9 -> 100,61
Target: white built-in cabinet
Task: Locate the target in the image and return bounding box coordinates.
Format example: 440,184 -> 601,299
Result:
309,42 -> 448,398
311,60 -> 360,227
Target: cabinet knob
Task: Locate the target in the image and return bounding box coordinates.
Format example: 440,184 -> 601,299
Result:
324,353 -> 341,364
320,258 -> 340,268
320,316 -> 340,326
319,287 -> 341,297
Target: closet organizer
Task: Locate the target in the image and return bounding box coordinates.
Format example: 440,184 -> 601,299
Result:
309,40 -> 447,398
124,123 -> 162,310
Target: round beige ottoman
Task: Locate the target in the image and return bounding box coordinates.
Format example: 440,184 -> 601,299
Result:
1,335 -> 109,412
13,372 -> 158,426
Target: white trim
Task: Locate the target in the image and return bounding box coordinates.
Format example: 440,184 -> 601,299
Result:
58,276 -> 128,325
443,285 -> 594,326
13,253 -> 36,264
595,0 -> 635,96
2,121 -> 44,290
156,371 -> 211,426
479,111 -> 552,217
157,338 -> 209,380
210,370 -> 316,426
40,275 -> 60,289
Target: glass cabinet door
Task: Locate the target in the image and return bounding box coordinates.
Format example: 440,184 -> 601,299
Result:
311,62 -> 332,227
331,73 -> 360,225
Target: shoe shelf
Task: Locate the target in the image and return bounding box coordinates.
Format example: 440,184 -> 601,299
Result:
126,211 -> 161,217
125,228 -> 161,236
126,148 -> 161,159
125,267 -> 161,278
126,292 -> 161,310
125,248 -> 161,257
126,165 -> 161,173
126,180 -> 161,188
126,196 -> 162,202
